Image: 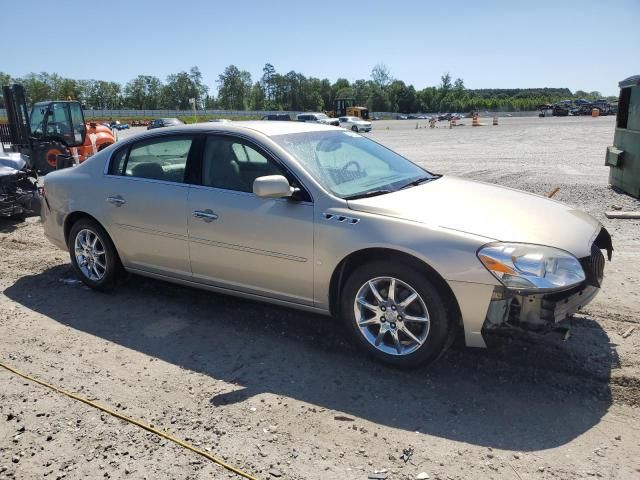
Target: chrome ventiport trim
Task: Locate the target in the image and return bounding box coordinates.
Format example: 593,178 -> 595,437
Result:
323,213 -> 360,224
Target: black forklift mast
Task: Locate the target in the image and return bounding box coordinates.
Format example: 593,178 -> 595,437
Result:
2,84 -> 33,157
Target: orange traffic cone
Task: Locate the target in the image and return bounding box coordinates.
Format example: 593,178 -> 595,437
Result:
472,113 -> 479,126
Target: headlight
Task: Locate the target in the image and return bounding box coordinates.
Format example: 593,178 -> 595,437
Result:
477,243 -> 585,290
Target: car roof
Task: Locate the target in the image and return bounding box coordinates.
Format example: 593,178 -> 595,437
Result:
128,120 -> 337,141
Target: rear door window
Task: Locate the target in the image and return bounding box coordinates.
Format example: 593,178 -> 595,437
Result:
117,136 -> 194,183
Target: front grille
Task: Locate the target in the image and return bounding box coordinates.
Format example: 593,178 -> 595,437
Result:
580,244 -> 605,288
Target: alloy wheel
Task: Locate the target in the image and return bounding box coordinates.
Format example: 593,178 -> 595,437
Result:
74,229 -> 107,281
353,276 -> 430,356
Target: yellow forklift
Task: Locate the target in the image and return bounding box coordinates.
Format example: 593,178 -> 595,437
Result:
328,98 -> 369,120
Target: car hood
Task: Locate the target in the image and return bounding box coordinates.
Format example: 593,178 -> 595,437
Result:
347,176 -> 601,258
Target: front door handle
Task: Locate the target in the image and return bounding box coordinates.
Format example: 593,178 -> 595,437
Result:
192,209 -> 218,222
106,195 -> 126,206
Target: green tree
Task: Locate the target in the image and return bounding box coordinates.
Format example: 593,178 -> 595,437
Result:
387,80 -> 417,113
217,65 -> 252,110
319,78 -> 333,110
351,79 -> 371,107
249,83 -> 266,110
0,72 -> 12,107
163,67 -> 208,109
371,63 -> 392,90
90,81 -> 121,109
123,75 -> 163,109
453,77 -> 465,94
261,63 -> 277,108
0,71 -> 11,86
19,73 -> 53,103
439,72 -> 452,91
332,78 -> 351,100
367,85 -> 390,112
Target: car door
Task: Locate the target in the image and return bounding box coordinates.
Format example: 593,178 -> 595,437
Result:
187,134 -> 315,305
101,134 -> 195,279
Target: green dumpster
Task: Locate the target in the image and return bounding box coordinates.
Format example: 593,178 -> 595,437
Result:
606,75 -> 640,198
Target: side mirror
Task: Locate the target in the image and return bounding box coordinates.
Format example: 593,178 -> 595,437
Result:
253,175 -> 294,198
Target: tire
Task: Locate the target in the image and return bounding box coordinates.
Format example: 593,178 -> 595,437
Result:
97,142 -> 113,152
341,261 -> 451,368
37,142 -> 69,174
68,218 -> 122,291
351,125 -> 359,132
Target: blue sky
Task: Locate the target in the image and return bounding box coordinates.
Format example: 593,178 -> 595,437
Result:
3,0 -> 639,95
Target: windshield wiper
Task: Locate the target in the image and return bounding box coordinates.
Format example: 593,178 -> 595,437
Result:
399,176 -> 434,190
344,189 -> 393,200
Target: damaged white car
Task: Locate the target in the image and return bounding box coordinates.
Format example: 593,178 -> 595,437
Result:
0,148 -> 40,218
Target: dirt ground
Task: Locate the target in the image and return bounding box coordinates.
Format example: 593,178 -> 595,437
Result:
1,116 -> 639,479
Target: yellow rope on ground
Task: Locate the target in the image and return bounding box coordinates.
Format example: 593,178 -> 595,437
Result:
0,361 -> 259,480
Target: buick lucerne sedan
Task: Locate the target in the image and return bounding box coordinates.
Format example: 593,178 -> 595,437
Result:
41,122 -> 612,367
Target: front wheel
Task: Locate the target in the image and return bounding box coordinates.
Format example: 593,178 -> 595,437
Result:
351,125 -> 359,132
37,142 -> 69,174
68,218 -> 121,291
341,261 -> 451,368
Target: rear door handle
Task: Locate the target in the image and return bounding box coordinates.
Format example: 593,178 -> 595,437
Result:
106,195 -> 126,206
192,209 -> 218,222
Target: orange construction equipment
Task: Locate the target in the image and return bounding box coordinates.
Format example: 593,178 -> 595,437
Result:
2,84 -> 116,173
592,108 -> 600,118
39,122 -> 115,171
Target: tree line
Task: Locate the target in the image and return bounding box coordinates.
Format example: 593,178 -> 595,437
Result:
0,64 -> 616,113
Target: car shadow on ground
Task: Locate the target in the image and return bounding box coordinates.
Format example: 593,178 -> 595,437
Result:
0,217 -> 27,234
4,264 -> 618,452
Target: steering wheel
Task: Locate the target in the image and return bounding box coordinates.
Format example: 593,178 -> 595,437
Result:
341,160 -> 361,174
48,122 -> 72,135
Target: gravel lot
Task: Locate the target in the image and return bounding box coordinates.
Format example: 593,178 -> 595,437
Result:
1,116 -> 639,479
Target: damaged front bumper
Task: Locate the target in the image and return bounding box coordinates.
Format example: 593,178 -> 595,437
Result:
485,283 -> 600,331
484,228 -> 612,333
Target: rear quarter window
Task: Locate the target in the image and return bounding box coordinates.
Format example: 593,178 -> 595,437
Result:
108,147 -> 128,175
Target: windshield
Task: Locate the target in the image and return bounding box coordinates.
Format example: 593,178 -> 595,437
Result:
272,130 -> 433,198
316,113 -> 328,119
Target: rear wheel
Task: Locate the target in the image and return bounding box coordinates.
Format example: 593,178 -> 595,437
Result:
68,218 -> 121,291
341,261 -> 451,368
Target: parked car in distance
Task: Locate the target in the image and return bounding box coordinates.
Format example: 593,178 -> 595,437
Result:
338,116 -> 372,132
261,113 -> 292,121
296,112 -> 339,126
109,121 -> 130,130
147,118 -> 185,130
41,121 -> 612,368
208,119 -> 232,123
